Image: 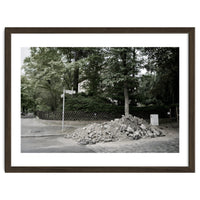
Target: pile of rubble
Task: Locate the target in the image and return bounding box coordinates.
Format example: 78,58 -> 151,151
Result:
64,114 -> 166,145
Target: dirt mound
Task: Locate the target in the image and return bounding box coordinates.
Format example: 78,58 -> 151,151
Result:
64,114 -> 166,145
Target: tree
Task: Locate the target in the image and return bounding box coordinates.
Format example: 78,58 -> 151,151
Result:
21,47 -> 179,116
142,47 -> 179,105
58,47 -> 89,93
102,47 -> 140,116
137,74 -> 157,106
23,47 -> 66,111
80,48 -> 104,96
21,75 -> 36,113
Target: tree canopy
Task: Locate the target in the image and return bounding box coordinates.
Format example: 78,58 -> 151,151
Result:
21,47 -> 179,115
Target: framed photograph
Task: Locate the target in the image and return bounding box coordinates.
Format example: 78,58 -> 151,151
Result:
5,27 -> 195,172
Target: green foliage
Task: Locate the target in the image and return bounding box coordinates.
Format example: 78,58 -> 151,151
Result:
21,75 -> 36,112
137,74 -> 158,105
21,47 -> 179,116
102,47 -> 139,85
22,47 -> 69,112
141,47 -> 179,105
101,47 -> 141,114
79,48 -> 104,95
60,94 -> 117,113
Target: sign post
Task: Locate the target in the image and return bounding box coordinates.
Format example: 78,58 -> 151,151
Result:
62,88 -> 65,132
61,88 -> 76,132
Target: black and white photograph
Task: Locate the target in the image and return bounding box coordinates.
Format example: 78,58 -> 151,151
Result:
5,28 -> 194,172
21,47 -> 179,153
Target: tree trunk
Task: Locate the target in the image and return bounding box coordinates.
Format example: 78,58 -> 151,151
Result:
73,66 -> 79,93
121,49 -> 130,116
73,51 -> 79,93
124,83 -> 129,116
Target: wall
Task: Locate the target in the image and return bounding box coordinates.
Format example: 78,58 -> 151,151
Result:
0,1 -> 199,200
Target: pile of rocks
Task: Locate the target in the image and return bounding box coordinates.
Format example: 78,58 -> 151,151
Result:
64,114 -> 166,145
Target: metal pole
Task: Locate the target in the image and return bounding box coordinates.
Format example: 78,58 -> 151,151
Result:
62,88 -> 65,132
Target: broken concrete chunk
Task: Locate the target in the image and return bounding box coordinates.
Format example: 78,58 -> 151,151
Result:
140,124 -> 146,130
65,114 -> 166,145
126,125 -> 134,133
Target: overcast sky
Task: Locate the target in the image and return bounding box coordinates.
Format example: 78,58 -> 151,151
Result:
21,47 -> 30,66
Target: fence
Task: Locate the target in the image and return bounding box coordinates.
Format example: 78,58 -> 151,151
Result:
21,113 -> 35,118
35,105 -> 179,121
36,111 -> 122,121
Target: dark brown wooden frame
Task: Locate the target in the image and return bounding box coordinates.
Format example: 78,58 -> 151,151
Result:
5,27 -> 195,173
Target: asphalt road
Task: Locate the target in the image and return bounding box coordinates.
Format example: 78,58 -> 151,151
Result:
22,136 -> 95,153
21,118 -> 95,153
21,118 -> 179,153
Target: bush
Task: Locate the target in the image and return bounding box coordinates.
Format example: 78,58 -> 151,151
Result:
62,94 -> 118,113
58,94 -> 178,119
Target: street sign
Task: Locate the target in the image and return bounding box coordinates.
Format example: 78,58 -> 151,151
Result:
61,90 -> 75,98
65,90 -> 76,94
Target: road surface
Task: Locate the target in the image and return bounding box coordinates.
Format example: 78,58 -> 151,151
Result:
21,118 -> 179,153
